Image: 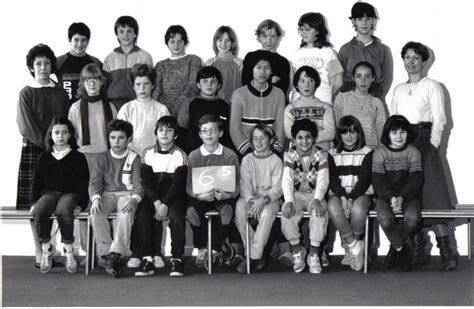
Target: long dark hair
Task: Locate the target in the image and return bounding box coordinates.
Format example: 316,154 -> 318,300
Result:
44,117 -> 78,151
334,116 -> 366,153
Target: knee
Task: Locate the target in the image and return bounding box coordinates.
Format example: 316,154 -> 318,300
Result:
220,204 -> 233,225
185,206 -> 201,227
327,197 -> 342,218
168,208 -> 184,226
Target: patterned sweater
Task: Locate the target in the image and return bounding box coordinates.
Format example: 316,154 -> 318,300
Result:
282,145 -> 329,202
372,144 -> 423,202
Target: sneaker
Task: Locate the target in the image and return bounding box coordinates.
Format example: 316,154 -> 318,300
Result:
307,253 -> 322,274
226,254 -> 244,268
221,239 -> 235,262
292,247 -> 307,273
236,258 -> 266,274
341,247 -> 351,266
135,259 -> 155,277
195,249 -> 207,268
399,244 -> 413,272
153,255 -> 165,269
64,250 -> 78,273
383,246 -> 399,269
349,240 -> 365,272
127,257 -> 141,268
278,251 -> 294,267
204,251 -> 223,271
40,246 -> 53,274
103,252 -> 122,278
170,258 -> 184,277
321,252 -> 330,267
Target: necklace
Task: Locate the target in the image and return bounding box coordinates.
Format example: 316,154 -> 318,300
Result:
407,81 -> 419,96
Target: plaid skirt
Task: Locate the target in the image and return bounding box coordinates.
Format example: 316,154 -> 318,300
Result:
413,123 -> 452,225
16,138 -> 44,210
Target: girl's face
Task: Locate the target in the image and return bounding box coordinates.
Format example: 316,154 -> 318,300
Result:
84,76 -> 103,96
353,66 -> 375,94
51,124 -> 71,149
216,32 -> 232,56
167,33 -> 186,57
257,28 -> 279,52
117,26 -> 136,48
341,128 -> 359,150
252,128 -> 271,155
352,17 -> 375,35
197,76 -> 220,98
294,130 -> 315,154
252,60 -> 272,85
389,128 -> 408,149
156,125 -> 176,150
133,76 -> 153,101
298,24 -> 318,46
403,49 -> 424,76
297,71 -> 317,97
32,56 -> 52,84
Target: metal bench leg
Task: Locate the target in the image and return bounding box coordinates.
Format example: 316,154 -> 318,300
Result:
246,218 -> 251,274
364,216 -> 370,274
85,217 -> 91,275
208,216 -> 212,275
468,218 -> 471,260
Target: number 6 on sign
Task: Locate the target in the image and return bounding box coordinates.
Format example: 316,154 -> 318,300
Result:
192,165 -> 236,195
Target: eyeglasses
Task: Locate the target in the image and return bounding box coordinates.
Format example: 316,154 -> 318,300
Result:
200,128 -> 219,135
297,26 -> 313,33
85,77 -> 101,84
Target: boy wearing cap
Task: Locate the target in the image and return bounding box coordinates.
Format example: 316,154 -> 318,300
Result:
338,1 -> 393,102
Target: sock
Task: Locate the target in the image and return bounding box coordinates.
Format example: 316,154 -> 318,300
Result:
64,243 -> 74,253
144,256 -> 153,262
347,239 -> 357,248
290,243 -> 302,253
41,242 -> 51,253
309,245 -> 319,256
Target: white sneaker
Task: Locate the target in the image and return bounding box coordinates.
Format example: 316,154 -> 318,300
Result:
64,250 -> 78,273
292,247 -> 307,273
195,249 -> 207,268
127,257 -> 141,268
341,247 -> 351,266
40,246 -> 53,274
307,253 -> 322,274
349,240 -> 365,272
153,255 -> 165,268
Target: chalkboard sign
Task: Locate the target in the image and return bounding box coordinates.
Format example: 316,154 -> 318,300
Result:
192,165 -> 236,195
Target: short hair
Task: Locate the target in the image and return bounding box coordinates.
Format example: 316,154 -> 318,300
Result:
401,41 -> 430,62
26,44 -> 57,77
165,25 -> 189,45
198,114 -> 223,131
248,49 -> 274,71
68,22 -> 91,40
212,25 -> 239,56
45,117 -> 78,151
114,16 -> 139,42
77,63 -> 107,98
255,19 -> 283,37
106,119 -> 134,139
131,63 -> 156,84
154,115 -> 179,136
196,66 -> 223,85
249,123 -> 276,150
352,61 -> 376,80
350,2 -> 378,19
291,118 -> 318,140
298,12 -> 332,48
334,115 -> 366,153
292,65 -> 321,92
380,115 -> 416,147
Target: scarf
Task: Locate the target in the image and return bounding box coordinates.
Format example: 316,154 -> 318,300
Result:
79,94 -> 113,146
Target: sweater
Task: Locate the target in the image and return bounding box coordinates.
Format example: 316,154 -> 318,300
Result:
333,91 -> 387,149
186,144 -> 240,199
17,82 -> 70,148
68,99 -> 117,154
284,97 -> 335,150
89,149 -> 144,202
103,46 -> 153,110
328,146 -> 373,200
56,52 -> 103,103
177,96 -> 233,153
239,152 -> 283,203
338,36 -> 393,98
282,145 -> 329,203
390,77 -> 446,148
372,144 -> 423,203
152,54 -> 202,117
204,56 -> 243,104
230,83 -> 286,154
31,149 -> 89,208
141,144 -> 188,206
117,99 -> 170,156
291,46 -> 343,104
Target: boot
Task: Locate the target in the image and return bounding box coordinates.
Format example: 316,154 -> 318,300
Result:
436,236 -> 456,271
412,231 -> 430,266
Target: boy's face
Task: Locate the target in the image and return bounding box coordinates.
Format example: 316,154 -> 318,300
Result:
216,32 -> 232,55
197,76 -> 220,98
352,16 -> 375,36
252,60 -> 272,85
297,71 -> 317,97
156,125 -> 176,149
109,130 -> 130,155
198,122 -> 222,147
32,56 -> 52,84
84,76 -> 103,96
117,26 -> 136,48
294,130 -> 315,154
167,33 -> 186,57
257,28 -> 279,52
69,34 -> 89,56
133,76 -> 153,101
352,66 -> 374,93
403,49 -> 424,76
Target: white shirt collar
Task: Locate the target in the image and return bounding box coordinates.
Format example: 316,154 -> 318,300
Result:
110,148 -> 129,159
51,145 -> 71,160
200,143 -> 223,156
28,79 -> 55,88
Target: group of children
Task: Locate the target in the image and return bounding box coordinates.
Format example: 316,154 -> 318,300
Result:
17,1 -> 457,278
